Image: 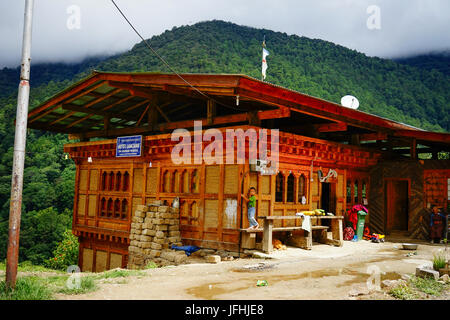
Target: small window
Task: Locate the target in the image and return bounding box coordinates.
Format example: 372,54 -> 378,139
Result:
122,172 -> 130,191
121,199 -> 128,219
298,174 -> 306,203
182,170 -> 189,193
114,199 -> 121,218
191,170 -> 199,193
287,173 -> 295,202
362,181 -> 367,199
354,180 -> 359,204
346,180 -> 352,204
107,198 -> 113,217
101,172 -> 107,191
276,172 -> 284,202
163,170 -> 170,193
108,172 -> 114,191
173,170 -> 180,193
115,172 -> 122,191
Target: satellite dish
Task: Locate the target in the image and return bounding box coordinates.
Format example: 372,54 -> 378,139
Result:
341,95 -> 359,109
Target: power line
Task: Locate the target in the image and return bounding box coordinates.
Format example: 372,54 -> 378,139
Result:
109,0 -> 244,112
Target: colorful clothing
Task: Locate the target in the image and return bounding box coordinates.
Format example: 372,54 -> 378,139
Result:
430,212 -> 445,240
248,195 -> 256,208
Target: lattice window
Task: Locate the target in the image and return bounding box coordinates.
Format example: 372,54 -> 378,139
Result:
276,172 -> 284,203
115,172 -> 122,191
123,171 -> 129,191
173,170 -> 180,193
191,169 -> 199,193
287,173 -> 295,203
346,180 -> 352,204
182,170 -> 190,193
298,174 -> 307,203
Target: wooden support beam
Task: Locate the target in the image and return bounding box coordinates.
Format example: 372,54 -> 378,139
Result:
70,109 -> 294,139
360,132 -> 388,141
207,100 -> 216,125
50,88 -> 122,126
29,81 -> 106,123
62,103 -> 138,123
136,103 -> 151,127
315,122 -> 347,133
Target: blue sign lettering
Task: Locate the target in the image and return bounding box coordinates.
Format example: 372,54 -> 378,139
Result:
116,135 -> 142,157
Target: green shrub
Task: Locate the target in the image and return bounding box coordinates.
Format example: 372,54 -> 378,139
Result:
0,277 -> 53,300
432,253 -> 446,271
411,276 -> 445,296
388,283 -> 417,300
45,229 -> 79,271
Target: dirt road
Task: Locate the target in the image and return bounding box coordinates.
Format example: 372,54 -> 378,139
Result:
56,240 -> 448,300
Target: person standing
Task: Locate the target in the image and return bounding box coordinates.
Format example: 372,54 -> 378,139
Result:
430,206 -> 446,244
246,187 -> 259,230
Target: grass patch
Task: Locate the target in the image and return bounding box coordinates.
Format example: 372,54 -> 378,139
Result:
388,283 -> 418,300
410,276 -> 446,296
94,269 -> 144,280
0,261 -> 63,273
0,277 -> 53,300
145,262 -> 158,269
58,276 -> 96,295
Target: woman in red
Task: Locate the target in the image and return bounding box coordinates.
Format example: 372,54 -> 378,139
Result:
430,206 -> 445,244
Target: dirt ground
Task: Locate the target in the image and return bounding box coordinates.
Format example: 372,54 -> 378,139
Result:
56,238 -> 449,300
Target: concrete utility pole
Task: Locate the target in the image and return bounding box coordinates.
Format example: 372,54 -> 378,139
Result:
6,0 -> 34,290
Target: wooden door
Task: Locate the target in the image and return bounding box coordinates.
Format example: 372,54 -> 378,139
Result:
385,180 -> 409,231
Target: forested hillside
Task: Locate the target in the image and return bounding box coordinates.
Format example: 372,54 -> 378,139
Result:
394,51 -> 450,77
0,20 -> 449,266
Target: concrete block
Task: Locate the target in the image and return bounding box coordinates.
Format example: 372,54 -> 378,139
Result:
151,242 -> 162,250
155,231 -> 166,239
136,205 -> 149,212
152,218 -> 164,225
134,210 -> 146,218
158,206 -> 170,213
205,255 -> 221,263
416,267 -> 440,280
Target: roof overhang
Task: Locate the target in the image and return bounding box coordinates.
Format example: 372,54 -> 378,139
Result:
26,71 -> 450,151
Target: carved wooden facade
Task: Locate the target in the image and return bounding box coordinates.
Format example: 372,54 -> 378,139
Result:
65,126 -> 381,271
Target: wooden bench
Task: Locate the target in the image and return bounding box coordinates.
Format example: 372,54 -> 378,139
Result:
240,215 -> 343,253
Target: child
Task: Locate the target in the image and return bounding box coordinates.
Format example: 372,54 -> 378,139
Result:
247,187 -> 259,230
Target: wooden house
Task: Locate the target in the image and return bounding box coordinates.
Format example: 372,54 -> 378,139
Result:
27,72 -> 450,271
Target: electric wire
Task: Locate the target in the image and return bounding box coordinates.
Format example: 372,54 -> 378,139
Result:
110,0 -> 245,113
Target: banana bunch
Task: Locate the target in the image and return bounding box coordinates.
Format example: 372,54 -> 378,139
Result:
300,209 -> 326,216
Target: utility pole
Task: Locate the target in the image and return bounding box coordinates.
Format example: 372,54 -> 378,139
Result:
6,0 -> 34,290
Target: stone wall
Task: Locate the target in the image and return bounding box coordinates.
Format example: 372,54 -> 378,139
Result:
127,202 -> 187,269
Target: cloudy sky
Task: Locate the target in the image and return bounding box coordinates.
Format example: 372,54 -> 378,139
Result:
1,0 -> 449,68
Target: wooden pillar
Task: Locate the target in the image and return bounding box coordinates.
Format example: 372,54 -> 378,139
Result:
207,100 -> 216,125
351,134 -> 360,146
410,138 -> 417,160
262,219 -> 273,253
148,102 -> 158,131
248,110 -> 261,126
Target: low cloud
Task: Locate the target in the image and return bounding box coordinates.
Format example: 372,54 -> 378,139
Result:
1,0 -> 449,68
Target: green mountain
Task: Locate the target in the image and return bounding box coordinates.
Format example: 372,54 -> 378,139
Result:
394,51 -> 450,77
0,20 -> 449,264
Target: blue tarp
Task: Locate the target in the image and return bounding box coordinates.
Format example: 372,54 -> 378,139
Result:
171,245 -> 200,256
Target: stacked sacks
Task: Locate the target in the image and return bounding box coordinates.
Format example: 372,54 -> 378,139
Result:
128,202 -> 185,269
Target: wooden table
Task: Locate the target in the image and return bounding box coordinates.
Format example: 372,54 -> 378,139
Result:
254,215 -> 344,253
